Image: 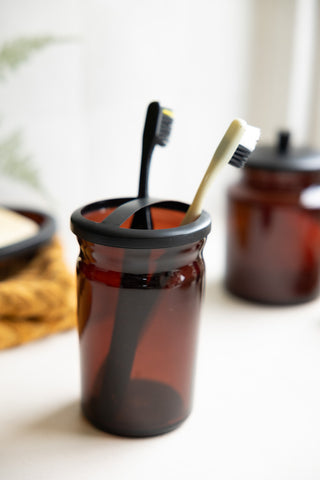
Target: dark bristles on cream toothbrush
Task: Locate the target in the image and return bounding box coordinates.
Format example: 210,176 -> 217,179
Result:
181,118 -> 261,225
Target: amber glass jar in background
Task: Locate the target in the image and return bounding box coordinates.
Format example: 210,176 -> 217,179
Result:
71,197 -> 211,437
226,132 -> 320,305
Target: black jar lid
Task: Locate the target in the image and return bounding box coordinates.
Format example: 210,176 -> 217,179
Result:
246,131 -> 320,172
70,197 -> 211,249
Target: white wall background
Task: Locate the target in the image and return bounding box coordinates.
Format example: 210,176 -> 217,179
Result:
0,0 -> 319,254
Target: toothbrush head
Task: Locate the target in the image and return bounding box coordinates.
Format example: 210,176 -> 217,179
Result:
155,107 -> 174,146
228,121 -> 261,168
180,118 -> 260,226
143,102 -> 174,148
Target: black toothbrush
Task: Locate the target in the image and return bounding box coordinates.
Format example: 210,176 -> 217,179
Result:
93,102 -> 174,423
130,101 -> 174,229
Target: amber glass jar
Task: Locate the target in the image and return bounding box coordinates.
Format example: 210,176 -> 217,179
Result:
71,197 -> 211,437
226,133 -> 320,305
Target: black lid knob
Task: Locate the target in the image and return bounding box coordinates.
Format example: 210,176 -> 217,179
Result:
277,131 -> 290,154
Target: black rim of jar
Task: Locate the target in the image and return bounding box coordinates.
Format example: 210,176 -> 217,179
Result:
70,197 -> 212,249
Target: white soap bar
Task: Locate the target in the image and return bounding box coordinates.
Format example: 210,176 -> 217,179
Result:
0,207 -> 39,248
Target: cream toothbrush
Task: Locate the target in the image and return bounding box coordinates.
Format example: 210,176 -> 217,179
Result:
181,118 -> 261,226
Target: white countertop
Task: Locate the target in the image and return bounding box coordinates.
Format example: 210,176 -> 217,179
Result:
2,230 -> 320,479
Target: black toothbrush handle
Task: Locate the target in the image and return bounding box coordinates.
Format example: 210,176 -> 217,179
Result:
94,282 -> 160,422
93,101 -> 174,423
94,198 -> 174,421
131,102 -> 173,230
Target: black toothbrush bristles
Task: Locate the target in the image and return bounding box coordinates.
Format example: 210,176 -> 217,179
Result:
155,108 -> 174,146
130,102 -> 174,230
228,144 -> 251,168
228,123 -> 260,168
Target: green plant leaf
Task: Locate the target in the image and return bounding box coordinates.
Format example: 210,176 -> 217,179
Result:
0,36 -> 63,81
0,35 -> 74,191
0,130 -> 42,190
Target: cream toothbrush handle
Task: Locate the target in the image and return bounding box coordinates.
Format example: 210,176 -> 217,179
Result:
181,119 -> 247,226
